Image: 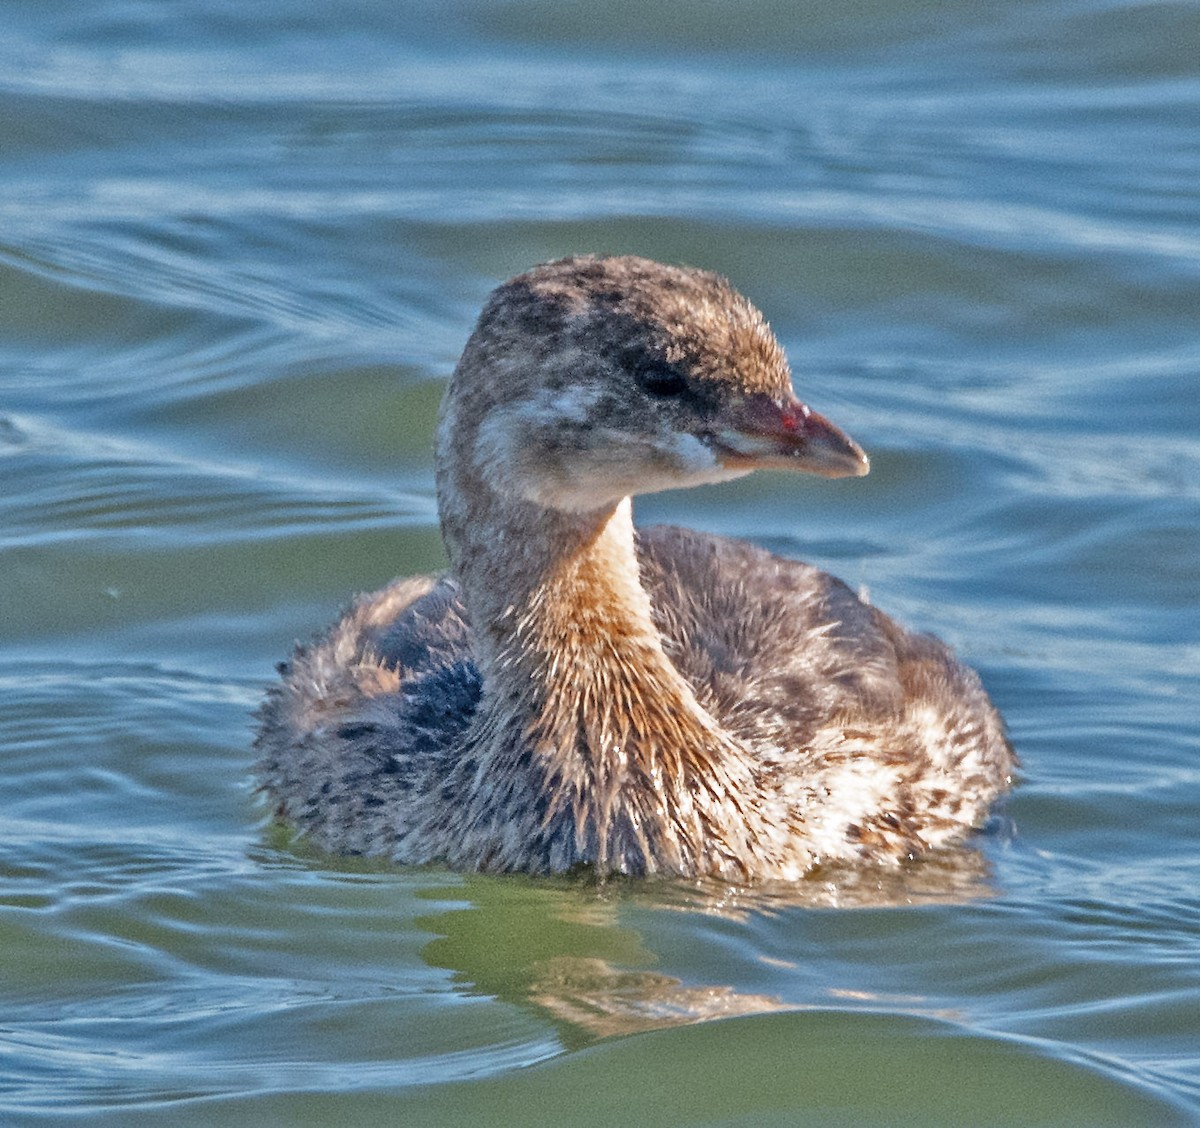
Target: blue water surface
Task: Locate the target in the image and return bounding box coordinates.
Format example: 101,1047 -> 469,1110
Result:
2,1 -> 1199,1123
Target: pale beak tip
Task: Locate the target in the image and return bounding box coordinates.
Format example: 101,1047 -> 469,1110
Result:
806,420 -> 870,479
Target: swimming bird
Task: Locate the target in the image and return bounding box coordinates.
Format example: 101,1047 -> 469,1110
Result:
256,255 -> 1014,880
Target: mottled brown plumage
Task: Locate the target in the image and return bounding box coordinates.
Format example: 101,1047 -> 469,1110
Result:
256,255 -> 1014,879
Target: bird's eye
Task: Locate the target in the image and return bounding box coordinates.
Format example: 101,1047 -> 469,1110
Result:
636,360 -> 687,398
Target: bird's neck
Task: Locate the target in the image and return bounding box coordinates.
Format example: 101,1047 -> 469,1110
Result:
449,484 -> 709,736
440,470 -> 773,875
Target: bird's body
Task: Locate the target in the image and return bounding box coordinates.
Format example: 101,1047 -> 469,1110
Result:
257,255 -> 1013,879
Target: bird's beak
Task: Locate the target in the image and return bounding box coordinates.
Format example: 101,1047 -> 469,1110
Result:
707,392 -> 870,479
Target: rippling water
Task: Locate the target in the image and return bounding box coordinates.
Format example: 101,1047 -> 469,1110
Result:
3,1 -> 1199,1123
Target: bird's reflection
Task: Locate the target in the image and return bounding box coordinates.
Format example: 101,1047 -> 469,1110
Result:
414,845 -> 1000,1046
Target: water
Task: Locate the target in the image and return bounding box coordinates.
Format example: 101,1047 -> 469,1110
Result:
2,0 -> 1199,1122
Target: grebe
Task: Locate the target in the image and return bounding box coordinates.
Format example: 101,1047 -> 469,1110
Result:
256,255 -> 1014,880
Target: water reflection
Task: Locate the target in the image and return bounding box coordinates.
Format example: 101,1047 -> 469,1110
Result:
414,844 -> 1002,1044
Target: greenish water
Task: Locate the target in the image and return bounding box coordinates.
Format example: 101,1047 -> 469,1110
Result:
3,1 -> 1199,1123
